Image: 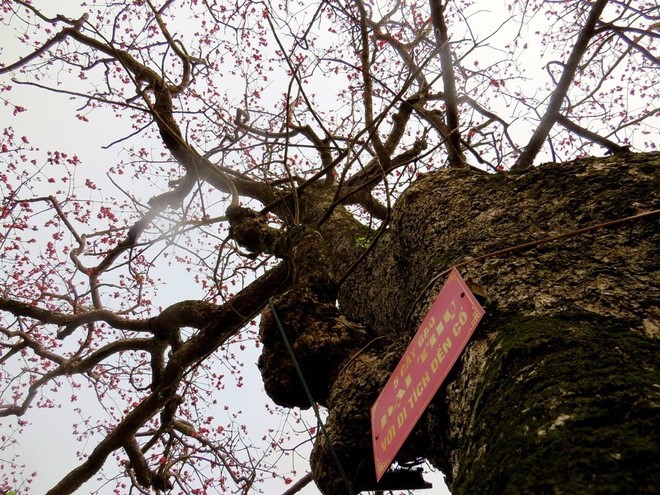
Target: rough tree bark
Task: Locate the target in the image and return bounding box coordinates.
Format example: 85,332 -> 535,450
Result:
247,151 -> 659,494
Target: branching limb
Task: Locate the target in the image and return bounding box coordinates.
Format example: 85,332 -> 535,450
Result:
0,327 -> 154,417
144,0 -> 207,95
87,173 -> 197,278
609,27 -> 660,65
0,298 -> 223,342
0,6 -> 88,75
124,437 -> 154,488
43,263 -> 288,495
341,129 -> 428,201
0,298 -> 147,333
356,0 -> 392,172
512,0 -> 609,170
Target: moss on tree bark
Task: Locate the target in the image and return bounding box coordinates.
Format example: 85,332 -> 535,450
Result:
258,152 -> 659,494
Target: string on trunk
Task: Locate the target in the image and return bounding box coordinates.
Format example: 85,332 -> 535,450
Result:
267,298 -> 355,495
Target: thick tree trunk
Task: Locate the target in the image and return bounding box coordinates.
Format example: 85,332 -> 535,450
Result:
259,152 -> 659,494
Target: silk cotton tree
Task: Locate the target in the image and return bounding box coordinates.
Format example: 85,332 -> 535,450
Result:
0,1 -> 658,494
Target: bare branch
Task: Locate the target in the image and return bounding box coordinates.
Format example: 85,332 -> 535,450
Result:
0,7 -> 88,75
556,114 -> 629,154
512,0 -> 609,170
429,0 -> 465,168
281,472 -> 314,495
44,262 -> 288,494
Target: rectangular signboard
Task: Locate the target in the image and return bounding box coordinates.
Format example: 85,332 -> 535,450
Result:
371,267 -> 485,481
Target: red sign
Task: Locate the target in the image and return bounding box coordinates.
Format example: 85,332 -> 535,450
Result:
371,267 -> 485,481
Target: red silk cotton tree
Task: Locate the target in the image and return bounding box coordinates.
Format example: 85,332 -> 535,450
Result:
0,1 -> 658,494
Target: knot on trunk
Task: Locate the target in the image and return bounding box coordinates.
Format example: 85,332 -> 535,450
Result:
286,224 -> 337,296
257,225 -> 373,408
258,289 -> 372,408
226,205 -> 287,257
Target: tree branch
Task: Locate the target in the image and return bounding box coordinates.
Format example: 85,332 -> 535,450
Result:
44,262 -> 288,494
512,0 -> 609,170
556,114 -> 629,154
0,298 -> 147,332
281,472 -> 313,495
429,0 -> 465,168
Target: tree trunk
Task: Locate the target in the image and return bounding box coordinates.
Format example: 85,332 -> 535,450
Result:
261,152 -> 659,494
